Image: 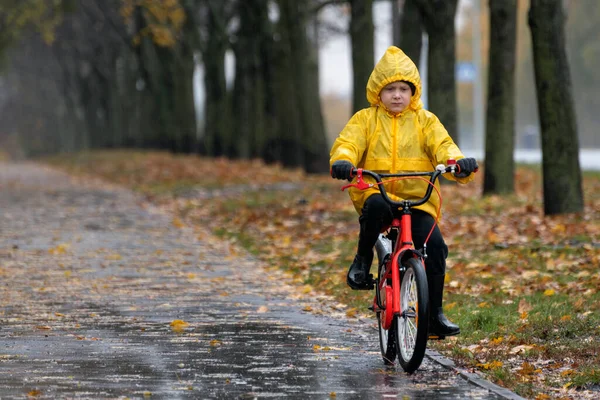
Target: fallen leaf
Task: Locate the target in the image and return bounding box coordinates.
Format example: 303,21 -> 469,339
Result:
517,361 -> 540,376
476,360 -> 503,370
256,306 -> 268,313
487,231 -> 500,244
170,319 -> 189,332
520,311 -> 528,320
48,243 -> 70,255
518,298 -> 532,313
510,345 -> 534,355
35,325 -> 52,331
551,224 -> 566,234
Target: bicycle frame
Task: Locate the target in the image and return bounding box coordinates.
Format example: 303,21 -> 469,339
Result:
377,212 -> 421,330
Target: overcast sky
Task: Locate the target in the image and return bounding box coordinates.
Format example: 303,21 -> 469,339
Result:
318,1 -> 392,97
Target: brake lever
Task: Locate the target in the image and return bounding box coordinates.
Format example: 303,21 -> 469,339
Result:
341,169 -> 374,191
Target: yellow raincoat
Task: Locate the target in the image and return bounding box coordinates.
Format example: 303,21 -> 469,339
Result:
330,46 -> 474,218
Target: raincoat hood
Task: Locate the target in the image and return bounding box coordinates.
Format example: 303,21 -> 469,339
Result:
366,46 -> 423,112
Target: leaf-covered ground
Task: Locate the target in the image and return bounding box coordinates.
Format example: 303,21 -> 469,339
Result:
45,150 -> 600,400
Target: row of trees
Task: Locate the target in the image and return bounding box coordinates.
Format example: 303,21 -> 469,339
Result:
0,0 -> 584,214
1,0 -> 331,173
456,1 -> 600,152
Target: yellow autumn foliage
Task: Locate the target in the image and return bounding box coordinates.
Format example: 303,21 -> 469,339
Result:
0,0 -> 63,45
119,0 -> 186,48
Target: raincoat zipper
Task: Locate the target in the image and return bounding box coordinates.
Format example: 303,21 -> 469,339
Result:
391,115 -> 397,195
392,115 -> 397,172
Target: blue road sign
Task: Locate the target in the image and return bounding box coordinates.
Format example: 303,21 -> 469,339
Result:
456,62 -> 476,82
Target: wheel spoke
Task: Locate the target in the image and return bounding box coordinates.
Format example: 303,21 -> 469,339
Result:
402,305 -> 417,322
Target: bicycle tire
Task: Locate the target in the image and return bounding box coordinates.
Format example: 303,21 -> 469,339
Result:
377,312 -> 397,364
395,257 -> 429,373
375,244 -> 396,364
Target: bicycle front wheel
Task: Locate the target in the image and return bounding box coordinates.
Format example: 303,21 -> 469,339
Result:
395,257 -> 429,373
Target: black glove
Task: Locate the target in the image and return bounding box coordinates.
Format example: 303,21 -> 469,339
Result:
456,157 -> 479,178
331,160 -> 354,181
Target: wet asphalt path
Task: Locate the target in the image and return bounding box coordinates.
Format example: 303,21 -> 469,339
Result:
0,163 -> 516,399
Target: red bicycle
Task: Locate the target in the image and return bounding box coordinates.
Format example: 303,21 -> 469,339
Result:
342,161 -> 462,373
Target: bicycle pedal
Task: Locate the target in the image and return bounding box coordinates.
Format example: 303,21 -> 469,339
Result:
428,334 -> 446,340
368,275 -> 376,287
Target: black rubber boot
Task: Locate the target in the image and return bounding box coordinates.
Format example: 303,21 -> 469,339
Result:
346,253 -> 374,290
428,274 -> 460,337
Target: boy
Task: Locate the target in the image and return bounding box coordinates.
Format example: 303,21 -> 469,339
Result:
329,46 -> 478,337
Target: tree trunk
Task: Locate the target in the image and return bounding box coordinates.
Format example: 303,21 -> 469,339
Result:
132,6 -> 162,149
416,0 -> 459,143
392,0 -> 401,46
398,0 -> 423,67
126,3 -> 198,153
349,0 -> 374,113
528,0 -> 583,215
232,0 -> 271,159
202,2 -> 231,157
269,0 -> 303,168
271,0 -> 329,173
483,0 -> 517,195
258,4 -> 279,163
172,21 -> 197,153
292,0 -> 329,174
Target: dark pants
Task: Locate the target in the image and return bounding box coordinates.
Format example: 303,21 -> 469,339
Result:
357,194 -> 448,276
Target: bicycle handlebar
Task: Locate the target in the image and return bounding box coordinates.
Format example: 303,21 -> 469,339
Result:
341,163 -> 458,209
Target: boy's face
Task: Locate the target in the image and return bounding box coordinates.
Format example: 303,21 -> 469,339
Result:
380,81 -> 412,113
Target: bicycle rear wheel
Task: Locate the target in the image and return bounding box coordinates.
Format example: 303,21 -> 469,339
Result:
377,310 -> 397,364
395,257 -> 429,373
376,251 -> 396,364
377,283 -> 396,364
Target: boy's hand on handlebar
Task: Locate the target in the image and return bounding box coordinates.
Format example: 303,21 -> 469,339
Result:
331,160 -> 355,181
456,158 -> 479,177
